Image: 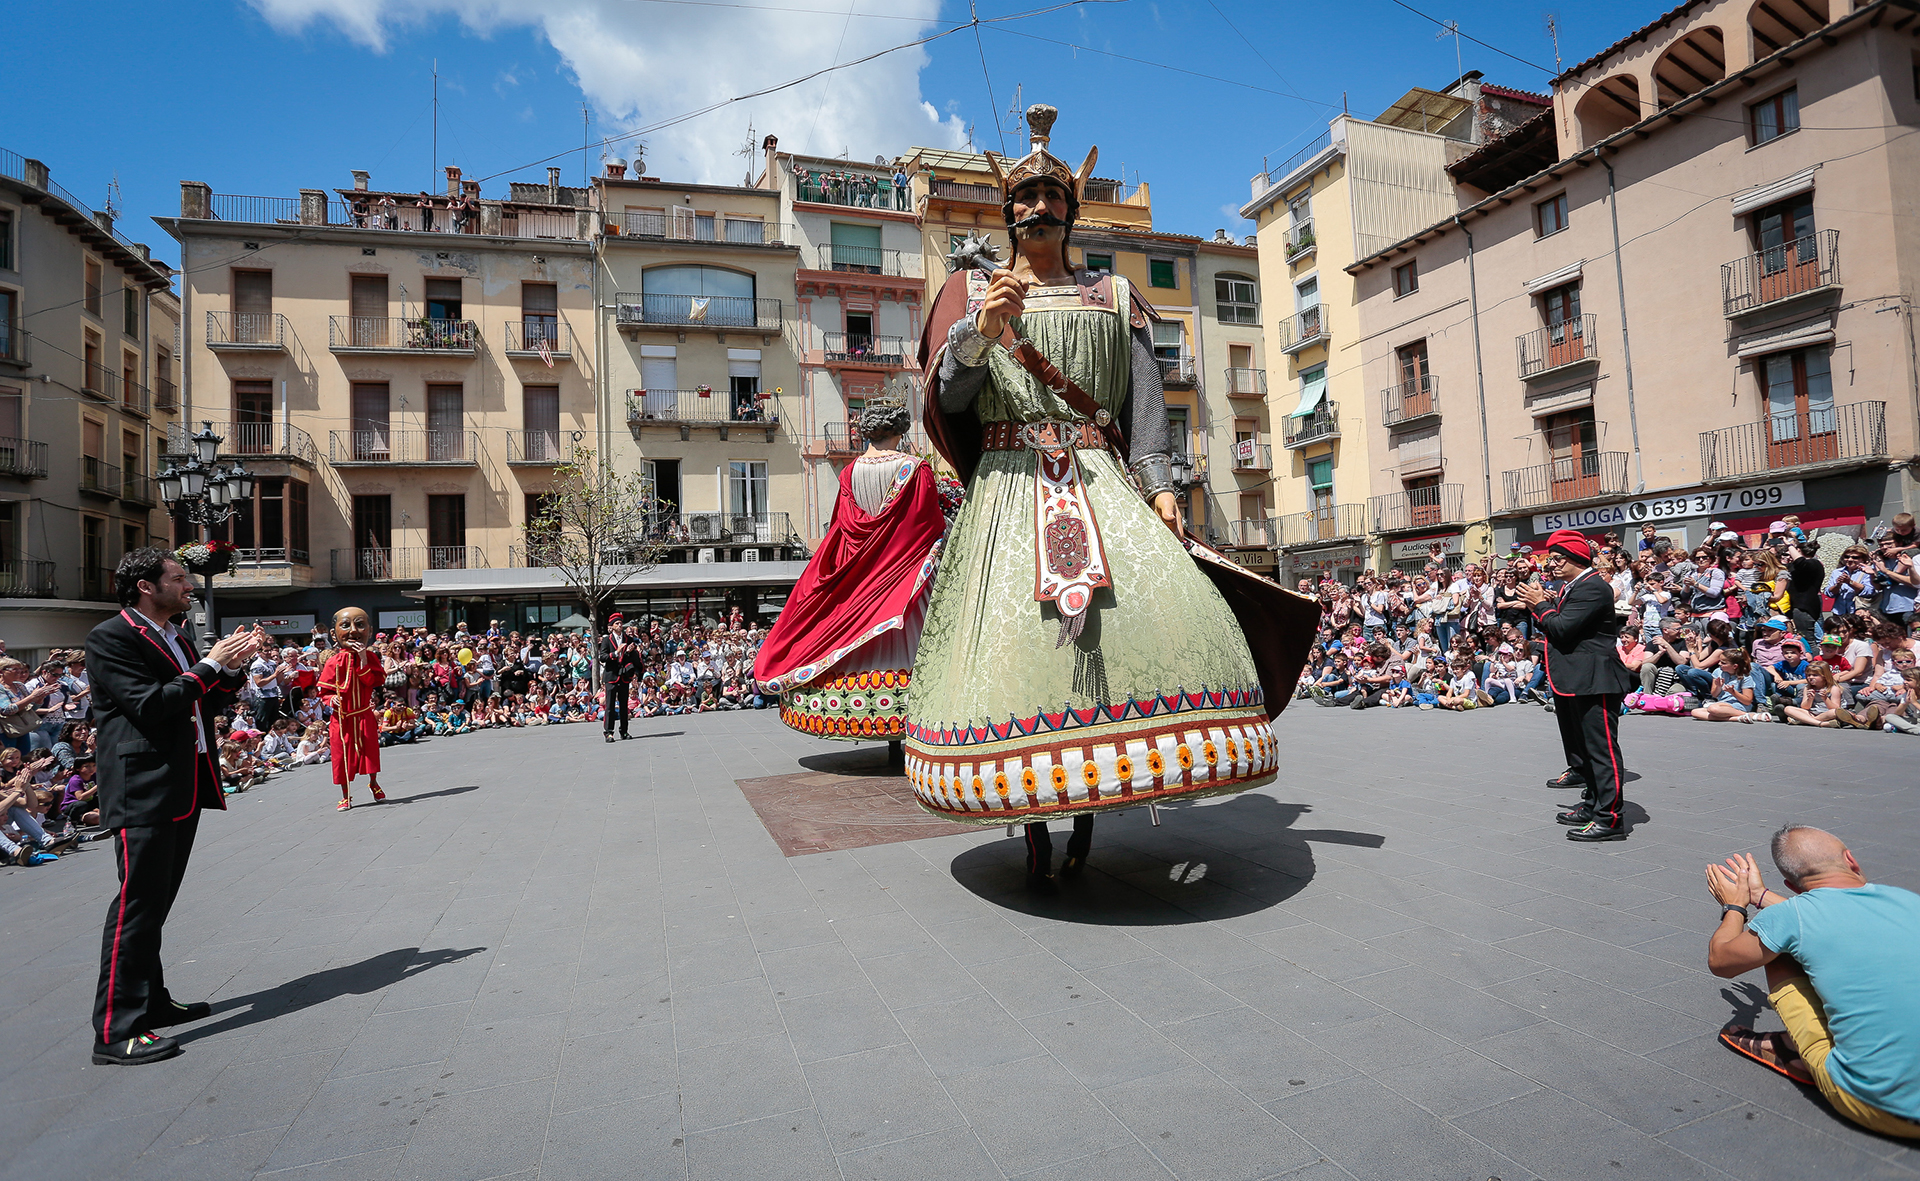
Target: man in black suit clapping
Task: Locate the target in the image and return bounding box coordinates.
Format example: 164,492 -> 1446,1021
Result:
1518,530 -> 1637,843
85,548 -> 263,1064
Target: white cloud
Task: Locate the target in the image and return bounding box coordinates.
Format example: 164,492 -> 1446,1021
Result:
248,0 -> 969,183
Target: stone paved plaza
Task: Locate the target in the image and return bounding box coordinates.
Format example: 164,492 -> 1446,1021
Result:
2,702 -> 1917,1181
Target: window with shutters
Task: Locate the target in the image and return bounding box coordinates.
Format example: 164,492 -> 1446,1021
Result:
1148,258 -> 1177,288
523,385 -> 560,460
427,384 -> 465,461
350,383 -> 391,461
521,282 -> 558,350
348,274 -> 388,346
0,210 -> 12,271
1151,320 -> 1183,364
426,277 -> 462,321
1084,252 -> 1113,273
1535,193 -> 1569,238
123,287 -> 140,335
288,480 -> 309,562
1392,261 -> 1418,297
728,461 -> 768,516
232,269 -> 273,344
84,258 -> 102,316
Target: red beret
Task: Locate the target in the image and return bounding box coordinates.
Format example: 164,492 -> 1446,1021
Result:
1545,529 -> 1593,563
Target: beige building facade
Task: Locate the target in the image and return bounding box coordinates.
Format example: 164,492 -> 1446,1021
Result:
1,151 -> 180,658
162,168 -> 600,633
1194,234 -> 1274,573
1346,0 -> 1919,565
1242,76 -> 1551,584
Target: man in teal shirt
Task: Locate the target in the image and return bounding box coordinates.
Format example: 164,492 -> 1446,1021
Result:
1706,826 -> 1920,1138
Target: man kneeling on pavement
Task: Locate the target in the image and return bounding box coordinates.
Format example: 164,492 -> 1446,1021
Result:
1706,825 -> 1920,1138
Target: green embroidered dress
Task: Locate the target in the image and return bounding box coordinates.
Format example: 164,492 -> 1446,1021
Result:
906,274 -> 1277,822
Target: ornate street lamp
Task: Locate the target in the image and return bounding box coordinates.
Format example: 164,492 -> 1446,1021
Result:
158,422 -> 257,644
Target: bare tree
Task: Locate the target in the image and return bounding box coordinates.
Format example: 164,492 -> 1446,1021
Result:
524,448 -> 664,690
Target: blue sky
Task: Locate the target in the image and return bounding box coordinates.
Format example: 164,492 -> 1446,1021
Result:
7,0 -> 1670,272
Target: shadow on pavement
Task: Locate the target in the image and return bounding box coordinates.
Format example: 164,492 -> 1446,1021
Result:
798,746 -> 902,779
949,793 -> 1384,926
382,784 -> 482,805
174,946 -> 488,1044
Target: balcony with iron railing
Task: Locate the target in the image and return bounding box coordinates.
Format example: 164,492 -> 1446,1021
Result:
614,293 -> 785,333
327,429 -> 480,466
166,420 -> 318,465
1516,314 -> 1598,380
155,375 -> 177,410
0,324 -> 27,368
823,332 -> 909,368
331,546 -> 486,583
1230,441 -> 1273,472
79,566 -> 109,602
1159,354 -> 1197,386
81,362 -> 116,402
807,244 -> 922,278
80,457 -> 120,499
207,310 -> 288,351
119,378 -> 150,417
1279,304 -> 1328,354
1502,450 -> 1631,512
231,546 -> 311,568
626,390 -> 780,436
1276,503 -> 1370,548
1381,376 -> 1439,429
0,437 -> 48,479
613,213 -> 792,246
1281,404 -> 1339,449
1285,219 -> 1316,261
1698,401 -> 1886,483
1225,518 -> 1276,548
1226,368 -> 1266,398
0,559 -> 57,598
120,471 -> 154,506
795,175 -> 911,212
504,321 -> 573,358
1722,230 -> 1839,318
818,424 -> 862,457
328,317 -> 478,355
1369,483 -> 1465,533
929,179 -> 1001,204
644,511 -> 802,549
505,430 -> 581,465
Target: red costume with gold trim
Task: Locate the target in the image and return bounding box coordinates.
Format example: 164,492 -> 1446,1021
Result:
317,650 -> 382,785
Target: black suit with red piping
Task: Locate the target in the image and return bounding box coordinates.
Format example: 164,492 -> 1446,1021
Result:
1530,568 -> 1636,826
85,609 -> 243,1045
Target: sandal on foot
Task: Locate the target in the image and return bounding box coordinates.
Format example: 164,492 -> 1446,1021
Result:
1720,1026 -> 1814,1085
369,786 -> 386,803
336,798 -> 352,812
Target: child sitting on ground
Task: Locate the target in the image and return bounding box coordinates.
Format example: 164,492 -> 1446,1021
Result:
445,700 -> 471,734
293,723 -> 330,765
1438,657 -> 1481,711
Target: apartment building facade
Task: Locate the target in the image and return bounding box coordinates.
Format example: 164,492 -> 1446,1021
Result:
1242,77 -> 1550,584
594,168 -> 807,612
1345,0 -> 1920,566
757,138 -> 926,542
161,167 -> 599,634
1,150 -> 181,656
1195,233 -> 1275,574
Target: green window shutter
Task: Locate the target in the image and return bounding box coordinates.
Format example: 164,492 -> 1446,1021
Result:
1149,259 -> 1177,288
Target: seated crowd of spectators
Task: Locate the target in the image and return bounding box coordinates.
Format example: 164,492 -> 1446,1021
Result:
1294,513 -> 1919,731
0,612 -> 775,866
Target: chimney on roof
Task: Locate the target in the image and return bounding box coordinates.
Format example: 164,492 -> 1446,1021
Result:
605,159 -> 627,179
445,165 -> 462,197
132,242 -> 150,261
351,170 -> 370,191
547,167 -> 561,204
93,210 -> 114,236
762,134 -> 779,191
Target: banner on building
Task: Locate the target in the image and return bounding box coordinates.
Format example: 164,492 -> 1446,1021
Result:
1389,534 -> 1464,560
379,609 -> 427,629
1533,481 -> 1805,535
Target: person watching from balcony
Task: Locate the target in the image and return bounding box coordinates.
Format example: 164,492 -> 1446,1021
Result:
1706,826 -> 1920,1139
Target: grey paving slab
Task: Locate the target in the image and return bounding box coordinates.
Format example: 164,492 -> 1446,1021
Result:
2,707 -> 1913,1181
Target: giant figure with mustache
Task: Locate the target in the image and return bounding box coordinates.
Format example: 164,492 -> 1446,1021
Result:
909,105 -> 1318,892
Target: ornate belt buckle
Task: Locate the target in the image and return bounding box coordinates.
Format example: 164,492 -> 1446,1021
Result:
1019,421 -> 1066,450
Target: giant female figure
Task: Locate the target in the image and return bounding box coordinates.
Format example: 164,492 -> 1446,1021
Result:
910,106 -> 1318,887
755,399 -> 950,746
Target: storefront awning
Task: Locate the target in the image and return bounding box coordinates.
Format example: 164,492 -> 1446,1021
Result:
410,560 -> 813,600
1288,369 -> 1328,418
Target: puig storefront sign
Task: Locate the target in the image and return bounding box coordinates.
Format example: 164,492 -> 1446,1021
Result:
1532,481 -> 1804,535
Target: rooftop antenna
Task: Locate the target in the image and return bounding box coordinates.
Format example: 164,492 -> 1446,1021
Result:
1545,13 -> 1564,75
964,122 -> 976,153
582,104 -> 591,190
1438,20 -> 1463,86
734,119 -> 758,186
105,172 -> 122,219
1004,82 -> 1025,140
432,59 -> 439,193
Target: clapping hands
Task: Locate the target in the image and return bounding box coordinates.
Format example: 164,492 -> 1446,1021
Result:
1706,852 -> 1768,907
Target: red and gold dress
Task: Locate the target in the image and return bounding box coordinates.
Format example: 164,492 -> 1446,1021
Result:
317,649 -> 383,786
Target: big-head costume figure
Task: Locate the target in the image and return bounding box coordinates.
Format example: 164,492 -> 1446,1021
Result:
317,607 -> 385,810
909,105 -> 1318,880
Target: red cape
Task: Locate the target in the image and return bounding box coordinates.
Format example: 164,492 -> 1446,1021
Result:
754,457 -> 947,689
